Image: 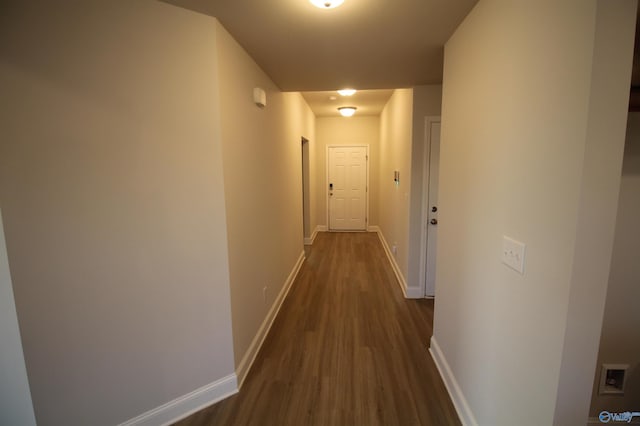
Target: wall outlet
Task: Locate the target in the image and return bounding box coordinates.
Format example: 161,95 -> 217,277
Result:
502,236 -> 526,274
263,286 -> 268,304
392,244 -> 398,255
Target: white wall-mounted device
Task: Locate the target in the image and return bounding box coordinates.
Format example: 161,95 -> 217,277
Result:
501,236 -> 526,274
253,87 -> 266,108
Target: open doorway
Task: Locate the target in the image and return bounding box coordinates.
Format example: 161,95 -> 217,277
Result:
302,137 -> 311,249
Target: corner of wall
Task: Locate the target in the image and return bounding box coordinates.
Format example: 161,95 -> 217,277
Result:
429,337 -> 479,426
378,89 -> 415,289
553,1 -> 636,423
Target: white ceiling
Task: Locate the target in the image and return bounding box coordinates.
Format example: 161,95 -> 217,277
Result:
162,0 -> 478,92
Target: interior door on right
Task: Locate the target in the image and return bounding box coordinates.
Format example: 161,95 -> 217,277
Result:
425,121 -> 441,297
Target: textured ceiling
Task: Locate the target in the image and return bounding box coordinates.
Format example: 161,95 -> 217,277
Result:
162,0 -> 478,92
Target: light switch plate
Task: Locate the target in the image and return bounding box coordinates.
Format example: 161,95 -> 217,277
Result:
502,236 -> 526,274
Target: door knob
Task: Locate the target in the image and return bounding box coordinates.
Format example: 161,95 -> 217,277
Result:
430,219 -> 438,225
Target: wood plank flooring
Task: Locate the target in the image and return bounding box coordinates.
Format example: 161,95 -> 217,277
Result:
174,232 -> 460,426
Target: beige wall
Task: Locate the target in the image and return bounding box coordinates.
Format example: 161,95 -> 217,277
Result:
379,89 -> 414,281
315,116 -> 380,229
590,112 -> 640,417
302,102 -> 319,238
0,2 -> 235,425
433,1 -> 635,425
214,22 -> 316,371
407,85 -> 442,291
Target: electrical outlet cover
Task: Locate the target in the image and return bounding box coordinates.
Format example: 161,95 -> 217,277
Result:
502,236 -> 526,274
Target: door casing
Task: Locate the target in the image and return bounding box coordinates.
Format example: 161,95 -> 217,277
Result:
420,116 -> 441,297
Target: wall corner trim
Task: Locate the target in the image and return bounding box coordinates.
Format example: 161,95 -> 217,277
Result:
235,250 -> 306,386
304,225 -> 324,245
117,374 -> 238,426
374,228 -> 420,299
404,286 -> 423,298
429,337 -> 478,426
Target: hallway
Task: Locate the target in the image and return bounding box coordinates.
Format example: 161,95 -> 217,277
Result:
175,232 -> 460,425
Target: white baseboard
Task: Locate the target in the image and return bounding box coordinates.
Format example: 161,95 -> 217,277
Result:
367,225 -> 380,232
373,229 -> 421,299
429,337 -> 478,426
235,250 -> 306,387
118,374 -> 238,426
405,286 -> 423,298
304,225 -> 324,245
316,225 -> 327,232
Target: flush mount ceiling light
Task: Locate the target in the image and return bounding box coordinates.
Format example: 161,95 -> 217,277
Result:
310,0 -> 344,9
338,106 -> 357,117
337,88 -> 356,96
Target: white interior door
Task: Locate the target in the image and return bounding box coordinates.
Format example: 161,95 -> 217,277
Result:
328,146 -> 367,231
425,121 -> 441,297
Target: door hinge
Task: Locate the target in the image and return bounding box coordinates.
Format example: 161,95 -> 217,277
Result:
366,155 -> 369,161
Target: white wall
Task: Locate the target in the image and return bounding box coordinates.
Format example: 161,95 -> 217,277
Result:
432,1 -> 635,425
315,116 -> 380,228
0,2 -> 235,425
0,209 -> 36,426
378,89 -> 414,288
590,112 -> 640,417
553,2 -> 636,422
214,22 -> 316,377
407,85 -> 443,292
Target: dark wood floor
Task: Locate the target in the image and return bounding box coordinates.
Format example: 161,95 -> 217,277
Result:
174,232 -> 460,426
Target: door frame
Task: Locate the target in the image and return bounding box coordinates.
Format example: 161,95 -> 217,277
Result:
419,116 -> 441,297
301,137 -> 311,245
326,144 -> 370,231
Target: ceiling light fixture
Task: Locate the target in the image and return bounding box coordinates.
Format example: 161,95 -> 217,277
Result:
337,88 -> 356,96
309,0 -> 344,9
338,106 -> 357,117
